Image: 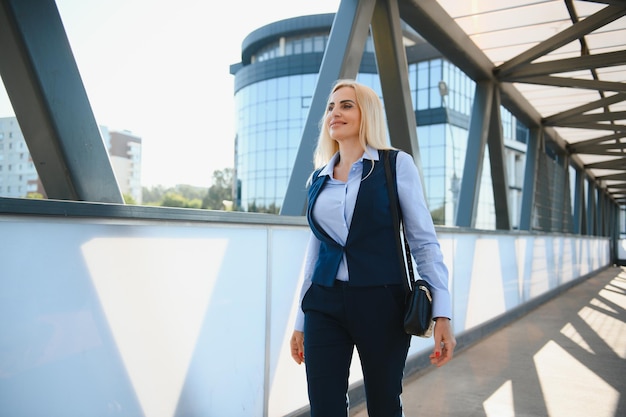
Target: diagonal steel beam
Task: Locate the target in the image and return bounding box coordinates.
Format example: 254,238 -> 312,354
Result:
397,0 -> 493,81
500,51 -> 626,80
556,121 -> 626,131
0,0 -> 123,202
507,75 -> 626,92
486,87 -> 511,230
370,0 -> 426,194
597,172 -> 626,181
585,158 -> 626,169
571,137 -> 626,153
280,0 -> 375,215
456,81 -> 493,228
549,111 -> 626,124
519,128 -> 542,231
544,93 -> 626,123
572,167 -> 585,234
495,4 -> 626,77
569,132 -> 625,149
397,0 -> 592,180
370,0 -> 418,155
571,148 -> 626,157
572,141 -> 626,151
581,0 -> 626,6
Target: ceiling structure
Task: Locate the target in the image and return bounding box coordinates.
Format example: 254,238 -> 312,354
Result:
1,0 -> 623,215
401,0 -> 626,207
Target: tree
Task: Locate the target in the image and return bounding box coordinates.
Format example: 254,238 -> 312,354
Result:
161,192 -> 187,208
140,168 -> 234,210
142,185 -> 167,204
202,168 -> 234,210
247,201 -> 280,214
430,204 -> 445,225
122,193 -> 136,205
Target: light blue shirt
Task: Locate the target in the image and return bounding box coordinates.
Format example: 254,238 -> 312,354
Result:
295,147 -> 451,331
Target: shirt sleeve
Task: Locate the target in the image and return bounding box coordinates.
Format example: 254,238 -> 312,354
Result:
395,151 -> 452,320
294,231 -> 320,331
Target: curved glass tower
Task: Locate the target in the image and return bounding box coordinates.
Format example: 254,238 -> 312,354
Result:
230,13 -> 528,228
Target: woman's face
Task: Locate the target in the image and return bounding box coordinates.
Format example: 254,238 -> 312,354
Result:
326,86 -> 361,143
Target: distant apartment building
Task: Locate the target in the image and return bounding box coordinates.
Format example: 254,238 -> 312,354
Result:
108,130 -> 143,204
0,117 -> 37,198
0,117 -> 142,203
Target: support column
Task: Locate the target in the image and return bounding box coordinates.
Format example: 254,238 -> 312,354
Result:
456,81 -> 493,228
587,181 -> 596,235
486,87 -> 511,230
556,154 -> 569,232
280,0 -> 375,215
370,0 -> 426,198
572,168 -> 585,234
519,127 -> 541,231
0,0 -> 122,203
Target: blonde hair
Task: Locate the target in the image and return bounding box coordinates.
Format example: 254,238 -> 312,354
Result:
313,79 -> 392,168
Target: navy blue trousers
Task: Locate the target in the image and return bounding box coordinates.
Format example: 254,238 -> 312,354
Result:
302,280 -> 411,417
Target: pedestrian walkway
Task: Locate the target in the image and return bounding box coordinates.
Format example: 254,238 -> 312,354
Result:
353,266 -> 626,417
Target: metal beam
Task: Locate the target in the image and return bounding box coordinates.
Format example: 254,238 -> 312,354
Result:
396,0 -> 600,193
598,190 -> 606,236
559,154 -> 571,232
505,75 -> 626,93
543,93 -> 626,124
519,127 -> 541,231
370,0 -> 426,195
573,167 -> 585,234
572,141 -> 626,156
569,132 -> 625,148
0,0 -> 123,203
280,0 -> 375,215
583,0 -> 626,6
597,172 -> 626,181
371,0 -> 417,154
556,122 -> 626,132
551,111 -> 626,124
500,50 -> 626,79
587,180 -> 597,235
495,4 -> 626,76
486,88 -> 511,230
585,158 -> 626,170
456,81 -> 493,228
397,0 -> 493,81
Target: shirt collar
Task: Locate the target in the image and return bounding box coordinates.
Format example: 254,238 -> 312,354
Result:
317,145 -> 380,177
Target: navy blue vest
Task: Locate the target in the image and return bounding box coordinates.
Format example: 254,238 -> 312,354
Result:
307,150 -> 404,287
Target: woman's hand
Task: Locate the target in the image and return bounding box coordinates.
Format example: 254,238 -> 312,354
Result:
429,318 -> 456,367
290,330 -> 305,364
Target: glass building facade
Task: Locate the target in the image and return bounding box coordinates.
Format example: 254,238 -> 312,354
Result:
230,14 -> 529,229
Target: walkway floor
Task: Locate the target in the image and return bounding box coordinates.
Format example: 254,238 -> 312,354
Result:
353,266 -> 626,417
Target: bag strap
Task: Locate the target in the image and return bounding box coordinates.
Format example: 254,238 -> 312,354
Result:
383,150 -> 415,293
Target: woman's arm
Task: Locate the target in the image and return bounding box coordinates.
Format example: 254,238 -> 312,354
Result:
294,232 -> 320,331
291,232 -> 320,364
395,151 -> 451,320
395,150 -> 456,365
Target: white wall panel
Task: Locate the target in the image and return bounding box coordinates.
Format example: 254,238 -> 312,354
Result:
0,215 -> 611,417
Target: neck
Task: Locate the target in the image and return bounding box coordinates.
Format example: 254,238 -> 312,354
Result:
337,140 -> 363,167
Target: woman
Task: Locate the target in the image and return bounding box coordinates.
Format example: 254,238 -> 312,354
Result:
290,79 -> 455,417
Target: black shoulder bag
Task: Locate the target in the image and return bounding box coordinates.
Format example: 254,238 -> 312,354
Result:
383,150 -> 434,338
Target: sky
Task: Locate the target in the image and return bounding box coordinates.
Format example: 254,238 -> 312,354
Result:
0,0 -> 340,188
